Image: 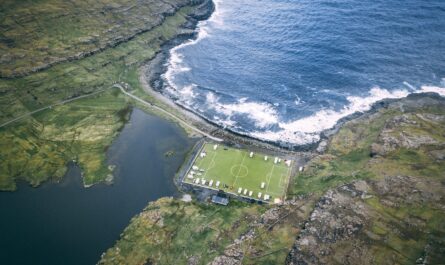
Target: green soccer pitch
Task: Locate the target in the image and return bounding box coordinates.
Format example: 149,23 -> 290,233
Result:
183,143 -> 293,203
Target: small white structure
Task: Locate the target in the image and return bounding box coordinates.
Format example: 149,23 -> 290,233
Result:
274,198 -> 282,204
243,189 -> 248,195
264,194 -> 270,201
209,180 -> 214,187
248,191 -> 253,196
249,152 -> 254,158
285,160 -> 291,167
200,152 -> 206,158
192,166 -> 198,170
258,192 -> 262,198
201,179 -> 206,185
274,157 -> 278,164
187,174 -> 193,179
195,178 -> 200,184
278,158 -> 282,163
264,156 -> 268,161
197,173 -> 202,176
216,181 -> 220,188
190,171 -> 195,175
213,144 -> 218,150
261,182 -> 265,189
299,166 -> 304,172
238,187 -> 242,194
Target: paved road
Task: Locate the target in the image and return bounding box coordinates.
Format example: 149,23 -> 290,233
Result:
0,89 -> 107,129
115,84 -> 223,142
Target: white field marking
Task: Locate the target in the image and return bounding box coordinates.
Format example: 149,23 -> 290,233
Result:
265,163 -> 276,194
280,164 -> 292,196
184,143 -> 206,184
277,164 -> 289,188
232,152 -> 248,187
266,163 -> 290,197
202,147 -> 218,180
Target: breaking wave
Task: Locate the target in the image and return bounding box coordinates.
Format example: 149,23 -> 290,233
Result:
251,85 -> 445,145
161,0 -> 445,146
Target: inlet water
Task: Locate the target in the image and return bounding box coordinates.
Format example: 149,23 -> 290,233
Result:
164,0 -> 445,145
0,109 -> 195,265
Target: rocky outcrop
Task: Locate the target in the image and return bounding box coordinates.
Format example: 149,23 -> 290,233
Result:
286,176 -> 445,264
287,93 -> 445,264
371,113 -> 442,156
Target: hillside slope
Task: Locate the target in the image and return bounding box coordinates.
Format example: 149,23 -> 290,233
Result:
0,0 -> 193,77
0,0 -> 214,190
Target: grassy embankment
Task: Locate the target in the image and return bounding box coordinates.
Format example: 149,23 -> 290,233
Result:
0,3 -> 200,190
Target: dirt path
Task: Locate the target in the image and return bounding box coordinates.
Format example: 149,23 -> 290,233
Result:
0,89 -> 107,128
115,84 -> 223,142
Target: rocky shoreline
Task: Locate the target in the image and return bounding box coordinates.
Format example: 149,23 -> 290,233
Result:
140,27 -> 445,156
138,0 -> 445,155
137,1 -> 308,155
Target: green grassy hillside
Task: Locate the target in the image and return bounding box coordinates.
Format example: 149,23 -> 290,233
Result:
0,1 -> 211,190
0,0 -> 190,77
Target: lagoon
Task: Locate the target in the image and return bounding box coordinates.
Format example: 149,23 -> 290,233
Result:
0,109 -> 195,265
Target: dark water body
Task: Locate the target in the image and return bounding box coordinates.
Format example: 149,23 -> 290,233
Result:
164,0 -> 445,146
0,109 -> 195,265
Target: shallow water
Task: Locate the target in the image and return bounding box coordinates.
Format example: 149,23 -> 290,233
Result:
164,0 -> 445,146
0,109 -> 195,265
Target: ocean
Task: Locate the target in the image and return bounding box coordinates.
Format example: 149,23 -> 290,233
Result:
163,0 -> 445,146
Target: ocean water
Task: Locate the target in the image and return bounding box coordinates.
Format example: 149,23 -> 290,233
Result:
163,0 -> 445,146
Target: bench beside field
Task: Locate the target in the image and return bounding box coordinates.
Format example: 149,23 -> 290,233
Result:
182,142 -> 294,204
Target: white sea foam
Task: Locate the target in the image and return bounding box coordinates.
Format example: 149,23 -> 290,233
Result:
177,81 -> 445,145
403,81 -> 416,91
163,0 -> 224,94
204,94 -> 278,128
294,95 -> 304,105
161,0 -> 445,146
248,85 -> 445,145
250,87 -> 410,144
218,101 -> 278,128
418,85 -> 445,96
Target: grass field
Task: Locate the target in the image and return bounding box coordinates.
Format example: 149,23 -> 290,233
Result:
183,143 -> 293,203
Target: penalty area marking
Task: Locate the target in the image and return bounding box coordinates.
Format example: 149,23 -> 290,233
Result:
202,150 -> 217,179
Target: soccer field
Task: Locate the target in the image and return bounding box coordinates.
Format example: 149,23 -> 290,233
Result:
183,143 -> 292,203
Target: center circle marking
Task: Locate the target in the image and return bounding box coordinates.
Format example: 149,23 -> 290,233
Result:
231,164 -> 248,177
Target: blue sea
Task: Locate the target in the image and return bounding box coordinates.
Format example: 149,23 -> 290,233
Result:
163,0 -> 445,145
